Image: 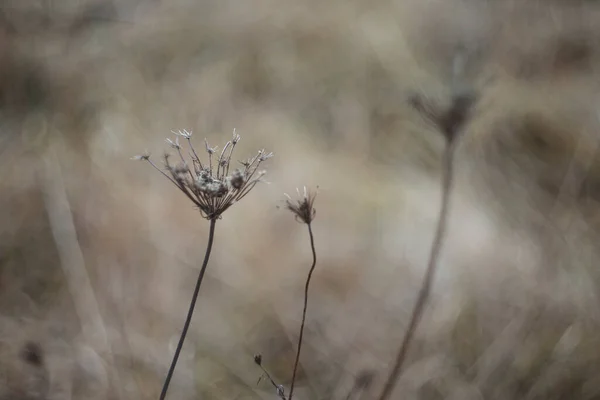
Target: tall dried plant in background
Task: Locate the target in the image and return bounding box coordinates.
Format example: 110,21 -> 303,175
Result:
376,56 -> 477,398
133,130 -> 272,399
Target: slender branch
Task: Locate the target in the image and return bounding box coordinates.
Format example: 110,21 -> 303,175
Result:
288,222 -> 317,400
256,364 -> 287,399
159,218 -> 218,400
376,140 -> 456,400
176,147 -> 196,182
146,159 -> 180,187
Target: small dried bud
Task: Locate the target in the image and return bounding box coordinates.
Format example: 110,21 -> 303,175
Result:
228,169 -> 245,189
232,128 -> 241,144
173,129 -> 193,139
131,151 -> 150,161
205,180 -> 228,197
253,354 -> 262,366
276,385 -> 285,397
194,180 -> 207,192
199,169 -> 210,180
205,139 -> 217,154
169,163 -> 188,182
438,89 -> 476,142
259,150 -> 274,162
21,341 -> 44,367
173,164 -> 189,175
166,137 -> 181,149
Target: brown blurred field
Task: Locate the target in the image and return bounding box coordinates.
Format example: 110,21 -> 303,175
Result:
3,0 -> 600,398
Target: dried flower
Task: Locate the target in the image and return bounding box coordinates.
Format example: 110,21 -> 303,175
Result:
276,385 -> 285,398
232,128 -> 240,144
204,139 -> 217,154
165,137 -> 181,149
408,88 -> 476,143
131,150 -> 150,161
253,354 -> 262,366
438,89 -> 476,142
259,150 -> 274,162
228,169 -> 245,189
284,186 -> 317,224
172,129 -> 193,139
21,341 -> 44,367
134,130 -> 272,219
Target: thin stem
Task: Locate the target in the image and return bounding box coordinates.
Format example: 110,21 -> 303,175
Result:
159,218 -> 218,400
187,138 -> 203,170
376,140 -> 456,400
288,222 -> 317,400
176,147 -> 196,182
216,141 -> 231,179
146,159 -> 200,208
146,159 -> 179,187
257,364 -> 287,400
225,141 -> 237,176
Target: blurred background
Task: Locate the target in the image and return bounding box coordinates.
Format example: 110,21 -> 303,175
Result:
3,0 -> 600,398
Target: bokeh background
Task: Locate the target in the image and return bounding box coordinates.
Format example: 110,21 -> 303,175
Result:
3,0 -> 600,398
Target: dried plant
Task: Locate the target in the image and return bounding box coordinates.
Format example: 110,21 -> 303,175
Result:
133,129 -> 272,399
253,187 -> 318,400
285,187 -> 318,400
376,87 -> 476,400
254,354 -> 287,400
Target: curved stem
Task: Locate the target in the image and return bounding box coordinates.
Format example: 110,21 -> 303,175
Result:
377,141 -> 456,400
159,218 -> 217,400
288,222 -> 317,400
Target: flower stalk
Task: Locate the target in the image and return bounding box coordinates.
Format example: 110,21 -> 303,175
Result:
133,130 -> 272,399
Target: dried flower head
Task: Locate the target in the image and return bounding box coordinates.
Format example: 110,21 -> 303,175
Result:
253,354 -> 262,366
131,150 -> 150,161
284,186 -> 317,224
134,130 -> 272,219
408,87 -> 476,143
276,385 -> 285,398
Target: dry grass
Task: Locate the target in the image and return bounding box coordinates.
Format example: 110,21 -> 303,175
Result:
2,0 -> 600,398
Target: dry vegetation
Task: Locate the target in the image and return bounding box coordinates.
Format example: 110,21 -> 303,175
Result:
2,0 -> 600,398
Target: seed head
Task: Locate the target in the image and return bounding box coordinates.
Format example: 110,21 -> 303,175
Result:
165,137 -> 181,149
258,149 -> 274,162
276,385 -> 285,398
232,128 -> 241,144
205,139 -> 217,155
172,129 -> 193,139
228,169 -> 245,189
21,341 -> 44,367
408,87 -> 476,143
131,150 -> 150,161
173,163 -> 189,175
438,89 -> 476,142
253,354 -> 262,366
134,130 -> 272,219
284,186 -> 317,224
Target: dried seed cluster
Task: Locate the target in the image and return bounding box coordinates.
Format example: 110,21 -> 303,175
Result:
408,88 -> 476,143
134,129 -> 272,219
285,186 -> 317,224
